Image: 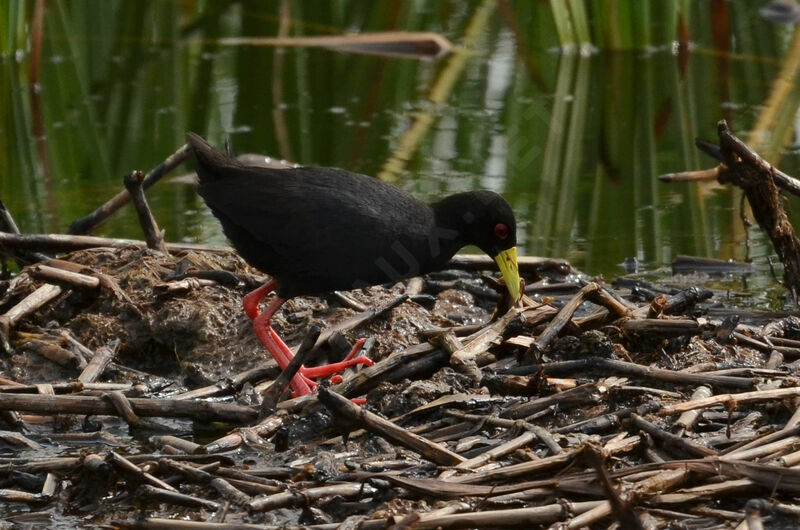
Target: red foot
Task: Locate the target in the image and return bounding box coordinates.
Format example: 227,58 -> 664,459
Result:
300,338 -> 373,378
244,282 -> 375,399
254,310 -> 314,396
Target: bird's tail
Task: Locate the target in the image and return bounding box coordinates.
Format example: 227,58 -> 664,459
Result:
186,132 -> 243,183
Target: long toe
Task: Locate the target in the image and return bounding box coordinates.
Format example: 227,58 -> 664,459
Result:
299,356 -> 374,379
342,338 -> 366,361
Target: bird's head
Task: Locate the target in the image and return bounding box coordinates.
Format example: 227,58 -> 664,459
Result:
435,191 -> 521,302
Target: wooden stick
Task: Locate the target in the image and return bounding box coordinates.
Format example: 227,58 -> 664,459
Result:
0,284 -> 62,352
123,170 -> 168,254
173,362 -> 278,401
318,387 -> 465,466
629,413 -> 716,458
22,339 -> 86,370
248,482 -> 376,512
108,451 -> 177,492
259,325 -> 320,418
527,282 -> 598,359
68,144 -> 191,234
454,431 -> 538,470
445,447 -> 580,484
30,264 -> 99,289
135,484 -> 220,511
328,342 -> 447,399
585,285 -> 635,318
446,410 -> 562,454
450,307 -> 520,380
203,414 -> 284,454
718,122 -> 800,197
407,500 -> 602,529
209,477 -> 251,506
0,393 -> 257,423
150,436 -> 203,455
0,199 -> 47,264
78,339 -> 120,384
674,385 -> 713,436
0,232 -> 228,254
315,295 -> 407,347
502,358 -> 754,390
719,122 -> 800,299
661,387 -> 800,415
0,199 -> 21,233
446,254 -> 571,275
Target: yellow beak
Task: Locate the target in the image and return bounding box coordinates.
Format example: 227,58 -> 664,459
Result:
494,246 -> 521,302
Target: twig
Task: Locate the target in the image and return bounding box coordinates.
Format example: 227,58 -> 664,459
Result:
315,295 -> 407,347
30,264 -> 99,289
108,451 -> 177,492
661,387 -> 800,415
135,484 -> 220,511
248,482 -> 376,512
203,414 -> 284,454
502,358 -> 755,390
0,199 -> 48,264
0,393 -> 257,423
629,413 -> 716,458
0,284 -> 63,352
0,232 -> 228,254
526,282 -> 599,359
446,254 -> 571,275
445,447 -> 580,484
259,325 -> 320,418
123,171 -> 168,254
318,387 -> 465,466
449,307 -> 520,381
78,339 -> 120,384
68,144 -> 191,234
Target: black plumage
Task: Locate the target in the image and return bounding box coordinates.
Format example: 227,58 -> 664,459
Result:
189,132 -> 518,298
187,132 -> 521,397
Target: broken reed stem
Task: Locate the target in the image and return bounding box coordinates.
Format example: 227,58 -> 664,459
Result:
123,171 -> 169,254
0,393 -> 257,423
318,387 -> 465,466
0,283 -> 63,352
505,357 -> 754,390
0,231 -> 228,254
78,339 -> 120,384
527,282 -> 599,359
258,325 -> 320,418
660,387 -> 800,415
31,264 -> 99,289
68,143 -> 191,235
661,120 -> 800,301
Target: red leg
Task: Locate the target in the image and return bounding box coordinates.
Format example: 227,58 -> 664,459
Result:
243,279 -> 278,320
244,280 -> 372,398
268,327 -> 318,390
253,308 -> 314,396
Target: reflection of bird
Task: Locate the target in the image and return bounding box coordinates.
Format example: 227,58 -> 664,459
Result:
187,133 -> 521,396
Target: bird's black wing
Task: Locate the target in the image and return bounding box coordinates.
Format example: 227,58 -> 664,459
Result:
199,166 -> 435,294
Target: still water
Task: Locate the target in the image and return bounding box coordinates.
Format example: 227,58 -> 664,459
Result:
3,1 -> 800,303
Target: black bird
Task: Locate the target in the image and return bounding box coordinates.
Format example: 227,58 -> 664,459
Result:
188,133 -> 521,396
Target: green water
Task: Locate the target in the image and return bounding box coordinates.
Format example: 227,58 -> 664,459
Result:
2,0 -> 800,297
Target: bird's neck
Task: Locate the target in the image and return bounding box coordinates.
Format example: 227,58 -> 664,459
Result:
429,195 -> 472,262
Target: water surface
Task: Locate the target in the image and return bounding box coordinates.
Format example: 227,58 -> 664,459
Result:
3,1 -> 800,305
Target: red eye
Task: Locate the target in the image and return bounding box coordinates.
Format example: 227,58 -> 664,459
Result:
494,223 -> 509,240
